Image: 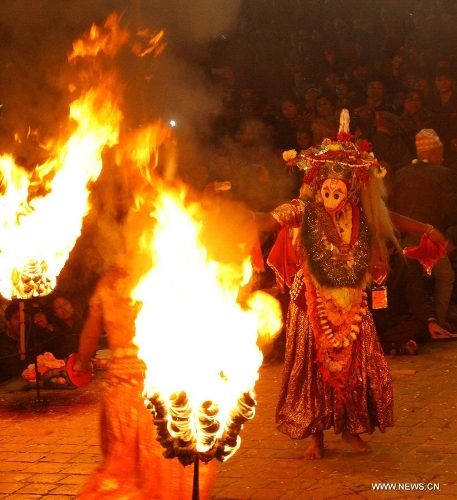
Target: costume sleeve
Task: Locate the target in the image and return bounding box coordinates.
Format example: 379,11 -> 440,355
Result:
270,199 -> 304,228
267,199 -> 304,291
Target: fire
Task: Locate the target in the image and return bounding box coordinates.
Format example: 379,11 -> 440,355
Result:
0,12 -> 166,300
0,17 -> 129,299
133,185 -> 282,461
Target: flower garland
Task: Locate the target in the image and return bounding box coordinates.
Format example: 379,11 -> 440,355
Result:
303,262 -> 367,403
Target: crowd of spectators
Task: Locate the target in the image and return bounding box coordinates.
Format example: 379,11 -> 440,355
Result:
0,294 -> 84,383
198,2 -> 457,195
197,0 -> 457,354
4,1 -> 457,382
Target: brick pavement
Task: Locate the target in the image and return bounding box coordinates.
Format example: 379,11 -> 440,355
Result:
0,339 -> 456,499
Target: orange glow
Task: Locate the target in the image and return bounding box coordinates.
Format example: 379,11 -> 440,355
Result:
68,13 -> 131,61
0,16 -> 132,299
133,185 -> 282,453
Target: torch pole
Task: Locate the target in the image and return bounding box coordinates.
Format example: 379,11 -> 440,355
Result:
19,301 -> 25,360
192,455 -> 199,500
34,355 -> 42,402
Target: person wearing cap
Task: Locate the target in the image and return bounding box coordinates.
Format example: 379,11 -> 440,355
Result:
392,128 -> 457,330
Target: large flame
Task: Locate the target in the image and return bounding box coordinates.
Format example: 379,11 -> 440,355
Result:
0,88 -> 121,299
0,13 -> 165,300
133,185 -> 282,455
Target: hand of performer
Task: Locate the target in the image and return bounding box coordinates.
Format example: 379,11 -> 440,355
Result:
426,225 -> 455,254
428,320 -> 453,339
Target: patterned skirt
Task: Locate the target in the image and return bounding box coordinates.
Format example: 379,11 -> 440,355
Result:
276,299 -> 394,439
77,373 -> 216,499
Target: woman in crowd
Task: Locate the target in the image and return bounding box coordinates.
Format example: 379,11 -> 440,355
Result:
51,294 -> 84,342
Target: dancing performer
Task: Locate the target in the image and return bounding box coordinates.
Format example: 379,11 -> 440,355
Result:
254,113 -> 449,460
73,258 -> 216,499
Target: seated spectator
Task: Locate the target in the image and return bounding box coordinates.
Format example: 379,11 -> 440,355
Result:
367,78 -> 395,112
415,75 -> 434,107
391,86 -> 408,115
350,63 -> 372,93
400,89 -> 435,155
349,93 -> 376,141
371,111 -> 412,174
296,126 -> 313,152
51,294 -> 84,343
430,68 -> 457,168
335,79 -> 357,110
371,249 -> 454,356
301,87 -> 322,125
29,301 -> 78,360
0,302 -> 41,382
274,97 -> 304,152
311,93 -> 339,145
391,129 -> 457,329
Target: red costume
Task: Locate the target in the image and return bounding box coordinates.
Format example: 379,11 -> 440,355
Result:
271,128 -> 396,441
77,267 -> 215,499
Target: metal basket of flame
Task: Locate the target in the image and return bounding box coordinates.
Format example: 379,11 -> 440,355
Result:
146,390 -> 256,466
145,389 -> 256,500
10,259 -> 54,300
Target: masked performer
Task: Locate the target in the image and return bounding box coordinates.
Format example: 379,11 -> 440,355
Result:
254,114 -> 449,460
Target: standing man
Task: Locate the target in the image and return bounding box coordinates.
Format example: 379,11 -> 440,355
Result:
392,129 -> 457,329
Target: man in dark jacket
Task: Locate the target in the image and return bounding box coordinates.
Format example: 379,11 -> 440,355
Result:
391,128 -> 457,329
371,250 -> 453,355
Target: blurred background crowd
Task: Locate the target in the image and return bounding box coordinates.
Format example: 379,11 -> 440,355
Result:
3,0 -> 457,379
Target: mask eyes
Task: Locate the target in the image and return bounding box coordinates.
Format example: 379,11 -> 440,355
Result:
323,191 -> 340,199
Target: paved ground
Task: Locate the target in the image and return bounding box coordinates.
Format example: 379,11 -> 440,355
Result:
0,338 -> 456,500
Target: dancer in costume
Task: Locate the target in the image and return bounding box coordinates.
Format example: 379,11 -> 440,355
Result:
73,260 -> 216,499
254,111 -> 450,459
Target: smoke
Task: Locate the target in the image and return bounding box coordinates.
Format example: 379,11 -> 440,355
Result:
0,0 -> 241,137
0,1 -> 245,305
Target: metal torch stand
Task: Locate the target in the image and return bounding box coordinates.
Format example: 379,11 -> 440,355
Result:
17,299 -> 48,406
30,354 -> 48,406
192,455 -> 199,500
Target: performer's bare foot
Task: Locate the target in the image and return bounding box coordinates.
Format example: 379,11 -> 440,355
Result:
342,430 -> 371,453
304,431 -> 324,460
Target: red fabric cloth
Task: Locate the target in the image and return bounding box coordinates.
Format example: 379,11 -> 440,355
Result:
267,227 -> 300,292
403,233 -> 446,275
248,218 -> 265,272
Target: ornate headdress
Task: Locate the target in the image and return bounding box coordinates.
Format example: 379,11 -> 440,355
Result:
283,109 -> 386,201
